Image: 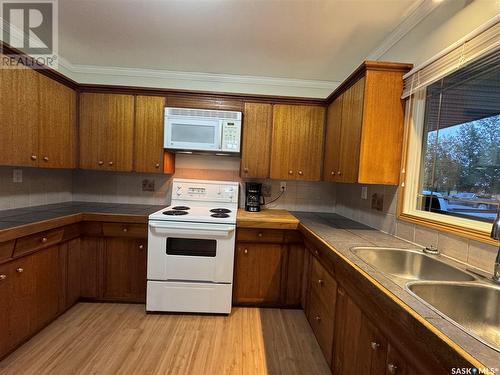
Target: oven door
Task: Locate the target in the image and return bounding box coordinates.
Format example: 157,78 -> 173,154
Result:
165,117 -> 222,151
147,221 -> 235,283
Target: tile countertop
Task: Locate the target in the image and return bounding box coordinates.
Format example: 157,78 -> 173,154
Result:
294,211 -> 500,370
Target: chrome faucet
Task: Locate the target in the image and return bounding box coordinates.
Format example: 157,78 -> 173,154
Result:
492,209 -> 500,284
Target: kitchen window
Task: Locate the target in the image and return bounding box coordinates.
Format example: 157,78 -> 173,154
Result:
399,18 -> 499,243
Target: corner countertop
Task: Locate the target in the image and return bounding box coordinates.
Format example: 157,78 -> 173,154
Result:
236,208 -> 300,230
293,211 -> 499,371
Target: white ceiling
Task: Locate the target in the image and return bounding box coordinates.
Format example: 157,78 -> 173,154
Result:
59,0 -> 421,83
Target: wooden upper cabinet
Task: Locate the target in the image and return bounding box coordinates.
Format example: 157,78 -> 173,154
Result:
270,105 -> 325,181
38,74 -> 77,169
323,62 -> 411,185
0,57 -> 39,167
79,93 -> 135,172
134,95 -> 166,173
240,102 -> 272,178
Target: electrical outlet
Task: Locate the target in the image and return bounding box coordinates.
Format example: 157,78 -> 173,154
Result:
13,169 -> 22,183
361,186 -> 368,200
142,179 -> 155,192
262,183 -> 272,197
280,181 -> 287,191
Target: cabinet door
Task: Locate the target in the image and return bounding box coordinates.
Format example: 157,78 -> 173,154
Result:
102,238 -> 147,302
79,93 -> 135,171
38,75 -> 77,168
80,237 -> 103,299
0,263 -> 13,358
283,243 -> 305,306
134,95 -> 165,173
66,238 -> 81,308
338,77 -> 365,183
323,94 -> 343,181
0,57 -> 39,167
240,102 -> 273,178
333,287 -> 388,375
234,243 -> 283,305
270,105 -> 325,181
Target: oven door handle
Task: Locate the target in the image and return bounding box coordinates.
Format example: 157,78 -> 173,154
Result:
149,221 -> 235,236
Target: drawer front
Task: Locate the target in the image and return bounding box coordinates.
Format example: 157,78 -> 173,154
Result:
237,229 -> 284,243
284,230 -> 303,243
0,240 -> 15,263
310,257 -> 337,314
102,223 -> 147,238
307,289 -> 335,366
14,228 -> 64,257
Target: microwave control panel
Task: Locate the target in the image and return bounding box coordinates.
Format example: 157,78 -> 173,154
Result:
221,120 -> 241,153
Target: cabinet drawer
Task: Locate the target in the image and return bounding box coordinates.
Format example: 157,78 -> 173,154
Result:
310,257 -> 337,314
14,228 -> 64,257
0,240 -> 15,263
237,229 -> 284,243
102,223 -> 147,238
307,288 -> 335,366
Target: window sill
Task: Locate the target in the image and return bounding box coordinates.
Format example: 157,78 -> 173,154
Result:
397,212 -> 499,246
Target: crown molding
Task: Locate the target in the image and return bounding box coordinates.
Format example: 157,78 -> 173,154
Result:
367,0 -> 443,60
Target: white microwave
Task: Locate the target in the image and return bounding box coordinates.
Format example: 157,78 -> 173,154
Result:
164,107 -> 242,154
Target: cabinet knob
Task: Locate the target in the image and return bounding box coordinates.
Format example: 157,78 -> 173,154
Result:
337,171 -> 342,175
331,171 -> 335,175
387,364 -> 397,374
318,279 -> 324,286
43,156 -> 49,162
31,155 -> 37,161
314,249 -> 319,256
0,274 -> 6,280
109,161 -> 114,166
257,232 -> 263,238
98,161 -> 104,165
243,167 -> 249,173
298,170 -> 304,176
243,248 -> 248,254
288,170 -> 293,175
338,288 -> 345,296
314,316 -> 321,322
16,268 -> 24,273
41,237 -> 48,243
370,342 -> 380,350
122,227 -> 128,232
138,244 -> 144,250
155,163 -> 160,168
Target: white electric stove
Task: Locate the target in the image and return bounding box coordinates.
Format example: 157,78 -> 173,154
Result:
146,179 -> 239,314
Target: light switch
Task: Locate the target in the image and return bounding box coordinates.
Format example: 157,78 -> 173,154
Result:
13,169 -> 22,183
361,186 -> 368,200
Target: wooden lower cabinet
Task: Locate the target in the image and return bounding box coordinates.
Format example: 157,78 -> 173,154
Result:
102,237 -> 147,302
234,242 -> 284,305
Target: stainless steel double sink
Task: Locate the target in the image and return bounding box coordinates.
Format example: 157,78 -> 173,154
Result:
350,246 -> 500,352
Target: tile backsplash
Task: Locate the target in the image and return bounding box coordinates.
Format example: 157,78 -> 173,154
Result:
0,167 -> 73,210
336,183 -> 499,275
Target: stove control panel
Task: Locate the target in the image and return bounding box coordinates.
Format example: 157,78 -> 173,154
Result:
172,179 -> 239,203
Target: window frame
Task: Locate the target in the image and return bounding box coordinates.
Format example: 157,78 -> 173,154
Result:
397,88 -> 498,246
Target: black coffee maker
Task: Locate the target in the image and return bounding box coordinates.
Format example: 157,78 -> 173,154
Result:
245,182 -> 265,212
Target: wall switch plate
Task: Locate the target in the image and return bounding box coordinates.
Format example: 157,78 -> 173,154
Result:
142,179 -> 155,192
13,169 -> 22,183
280,181 -> 287,191
262,183 -> 272,197
361,186 -> 368,200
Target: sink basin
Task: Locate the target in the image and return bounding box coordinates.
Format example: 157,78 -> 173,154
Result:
408,282 -> 500,352
351,247 -> 475,282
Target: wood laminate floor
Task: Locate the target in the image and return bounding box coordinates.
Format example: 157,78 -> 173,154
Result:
0,303 -> 330,375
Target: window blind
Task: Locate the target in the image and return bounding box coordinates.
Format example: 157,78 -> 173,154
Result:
402,15 -> 500,99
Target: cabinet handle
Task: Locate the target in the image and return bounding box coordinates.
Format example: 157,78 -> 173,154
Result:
387,364 -> 397,374
31,155 -> 37,161
244,248 -> 248,254
288,170 -> 293,175
98,161 -> 104,166
122,227 -> 128,232
16,268 -> 24,273
43,156 -> 49,162
257,232 -> 263,238
155,163 -> 160,168
370,342 -> 380,350
318,279 -> 324,286
298,170 -> 303,176
314,315 -> 321,322
0,274 -> 6,280
41,237 -> 48,243
108,161 -> 114,166
138,244 -> 144,250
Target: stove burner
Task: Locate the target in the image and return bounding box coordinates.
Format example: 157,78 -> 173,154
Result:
210,208 -> 232,214
172,206 -> 190,211
211,213 -> 230,218
163,210 -> 189,216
